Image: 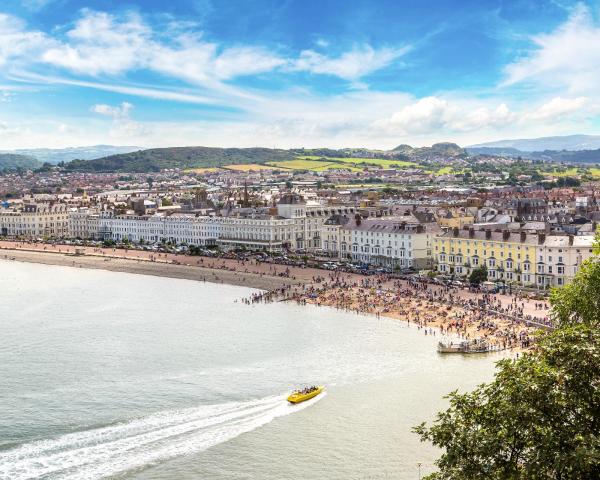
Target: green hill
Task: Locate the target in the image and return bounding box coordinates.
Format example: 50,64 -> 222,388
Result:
64,147 -> 298,173
62,143 -> 469,173
0,154 -> 41,172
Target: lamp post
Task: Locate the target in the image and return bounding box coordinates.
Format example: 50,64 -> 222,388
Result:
417,462 -> 422,480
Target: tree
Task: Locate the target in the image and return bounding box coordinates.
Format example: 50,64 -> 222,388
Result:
414,234 -> 600,479
469,265 -> 488,285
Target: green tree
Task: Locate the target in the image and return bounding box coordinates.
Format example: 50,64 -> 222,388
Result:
414,234 -> 600,479
469,265 -> 488,285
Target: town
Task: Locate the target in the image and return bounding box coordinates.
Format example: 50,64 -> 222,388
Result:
0,151 -> 597,291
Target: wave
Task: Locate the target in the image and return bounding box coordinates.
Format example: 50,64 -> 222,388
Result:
0,393 -> 325,480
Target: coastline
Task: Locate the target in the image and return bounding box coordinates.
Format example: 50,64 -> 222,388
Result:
0,242 -> 550,352
0,248 -> 298,291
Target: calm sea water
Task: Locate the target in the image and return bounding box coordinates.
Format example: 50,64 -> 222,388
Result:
0,260 -> 501,480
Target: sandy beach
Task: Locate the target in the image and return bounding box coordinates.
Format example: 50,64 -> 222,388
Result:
0,245 -> 299,291
0,240 -> 551,350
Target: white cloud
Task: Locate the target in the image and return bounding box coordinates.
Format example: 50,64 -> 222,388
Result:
293,44 -> 409,80
36,9 -> 396,89
0,14 -> 49,67
92,101 -> 133,118
374,97 -> 517,135
91,101 -> 146,139
373,94 -> 592,139
42,11 -> 149,76
523,96 -> 589,121
503,4 -> 600,94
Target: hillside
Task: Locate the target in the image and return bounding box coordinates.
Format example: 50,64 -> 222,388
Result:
469,134 -> 600,152
0,154 -> 41,172
62,142 -> 470,173
64,147 -> 297,173
392,142 -> 466,161
467,146 -> 600,163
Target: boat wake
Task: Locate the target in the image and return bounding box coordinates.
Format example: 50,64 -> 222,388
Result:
0,393 -> 325,480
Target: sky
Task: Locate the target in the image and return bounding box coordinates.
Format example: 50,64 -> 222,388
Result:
1,0 -> 600,149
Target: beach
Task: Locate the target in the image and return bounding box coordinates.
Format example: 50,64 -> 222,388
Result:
0,240 -> 551,350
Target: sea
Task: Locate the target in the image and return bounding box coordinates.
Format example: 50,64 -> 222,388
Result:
0,260 -> 501,480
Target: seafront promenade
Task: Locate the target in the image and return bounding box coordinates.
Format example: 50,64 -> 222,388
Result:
0,240 -> 550,350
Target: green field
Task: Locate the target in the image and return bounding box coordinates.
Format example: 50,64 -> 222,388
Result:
297,155 -> 417,169
546,167 -> 581,177
267,159 -> 362,171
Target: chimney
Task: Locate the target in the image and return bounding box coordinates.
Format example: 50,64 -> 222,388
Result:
520,231 -> 527,243
453,227 -> 459,237
503,230 -> 510,241
538,233 -> 546,244
569,235 -> 574,246
469,227 -> 475,238
485,229 -> 492,240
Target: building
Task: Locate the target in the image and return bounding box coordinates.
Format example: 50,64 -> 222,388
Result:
276,193 -> 355,252
214,211 -> 296,251
434,227 -> 595,287
348,216 -> 435,269
0,202 -> 69,238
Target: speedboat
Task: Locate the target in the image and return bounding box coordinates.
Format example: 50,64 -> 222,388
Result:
287,385 -> 325,404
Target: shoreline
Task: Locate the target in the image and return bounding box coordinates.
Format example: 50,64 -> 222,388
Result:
0,242 -> 550,352
0,248 -> 298,291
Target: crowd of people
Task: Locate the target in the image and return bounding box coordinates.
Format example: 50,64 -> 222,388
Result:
251,273 -> 551,352
2,240 -> 550,351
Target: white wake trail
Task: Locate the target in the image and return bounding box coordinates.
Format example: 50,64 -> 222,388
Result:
0,393 -> 325,480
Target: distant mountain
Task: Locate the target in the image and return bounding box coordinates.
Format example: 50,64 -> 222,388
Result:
392,142 -> 466,161
0,153 -> 41,171
64,147 -> 297,173
1,145 -> 141,164
466,147 -> 528,157
529,149 -> 600,163
466,145 -> 600,163
469,135 -> 600,152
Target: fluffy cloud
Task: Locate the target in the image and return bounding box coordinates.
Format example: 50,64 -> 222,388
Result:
374,97 -> 517,135
523,96 -> 589,122
293,45 -> 409,80
42,11 -> 148,76
92,101 -> 133,118
91,101 -> 146,139
374,95 -> 591,137
0,14 -> 49,67
503,4 -> 600,94
35,10 -> 395,87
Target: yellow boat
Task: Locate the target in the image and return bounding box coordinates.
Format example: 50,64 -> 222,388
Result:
287,386 -> 325,404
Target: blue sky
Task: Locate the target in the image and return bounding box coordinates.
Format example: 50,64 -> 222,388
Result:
1,0 -> 600,149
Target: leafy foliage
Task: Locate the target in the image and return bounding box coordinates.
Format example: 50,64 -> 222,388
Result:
468,265 -> 488,285
415,238 -> 600,479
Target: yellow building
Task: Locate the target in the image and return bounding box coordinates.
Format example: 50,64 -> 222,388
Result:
437,210 -> 475,229
434,227 -> 538,286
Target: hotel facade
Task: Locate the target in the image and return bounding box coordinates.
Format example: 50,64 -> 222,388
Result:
434,227 -> 595,288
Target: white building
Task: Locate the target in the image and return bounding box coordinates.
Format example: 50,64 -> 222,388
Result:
348,216 -> 436,269
65,194 -> 356,253
276,193 -> 355,252
0,202 -> 69,238
536,234 -> 595,287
